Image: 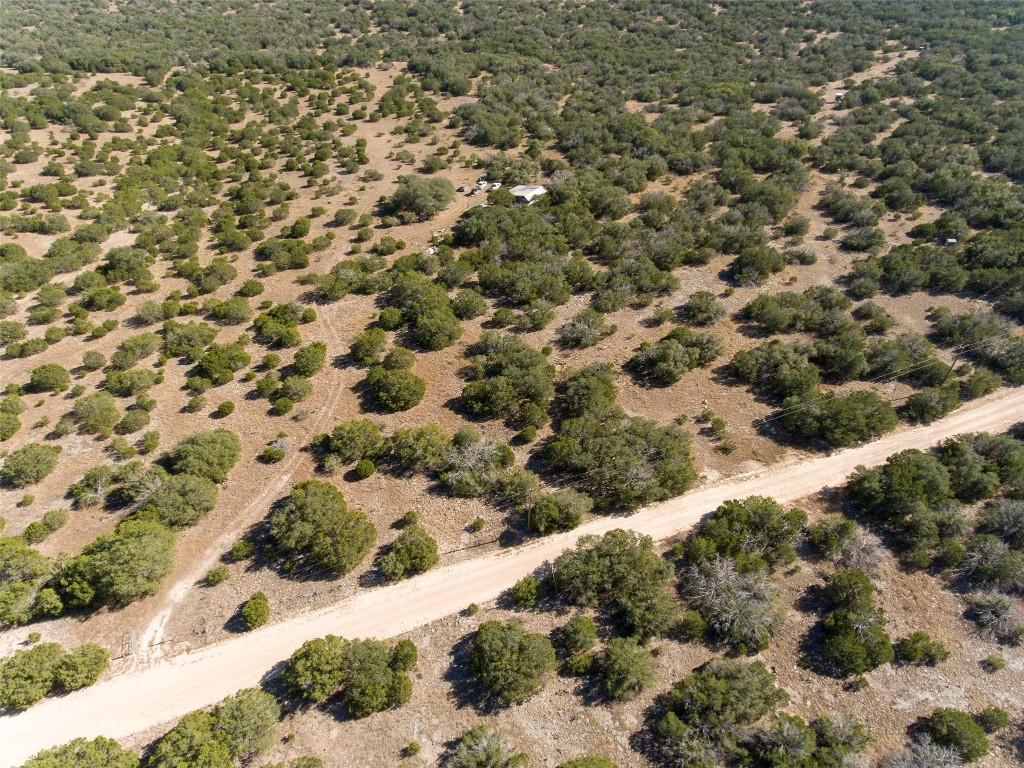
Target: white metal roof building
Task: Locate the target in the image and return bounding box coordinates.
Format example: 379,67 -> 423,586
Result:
509,184 -> 548,204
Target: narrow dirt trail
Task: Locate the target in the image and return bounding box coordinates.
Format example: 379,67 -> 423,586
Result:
136,307 -> 348,662
3,387 -> 1022,767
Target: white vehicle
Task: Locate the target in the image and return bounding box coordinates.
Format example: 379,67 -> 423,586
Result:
491,182 -> 502,190
469,188 -> 479,197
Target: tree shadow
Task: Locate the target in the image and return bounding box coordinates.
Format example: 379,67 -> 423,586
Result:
627,688 -> 674,764
442,631 -> 506,715
223,602 -> 249,634
796,620 -> 841,679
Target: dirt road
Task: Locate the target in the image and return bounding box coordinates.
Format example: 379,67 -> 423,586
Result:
3,387 -> 1022,766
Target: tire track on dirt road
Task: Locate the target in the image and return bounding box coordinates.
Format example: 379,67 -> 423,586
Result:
4,387 -> 1022,767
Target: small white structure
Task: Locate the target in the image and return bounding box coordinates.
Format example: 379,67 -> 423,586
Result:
834,91 -> 846,101
946,238 -> 958,245
509,184 -> 547,204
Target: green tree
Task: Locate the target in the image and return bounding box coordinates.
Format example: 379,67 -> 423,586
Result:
292,341 -> 327,377
551,530 -> 676,638
28,363 -> 71,394
378,524 -> 438,581
167,429 -> 241,483
270,480 -> 375,575
241,592 -> 270,629
0,642 -> 66,710
321,419 -> 389,465
661,658 -> 788,753
147,710 -> 233,768
350,328 -> 387,366
210,688 -> 280,762
62,519 -> 175,607
386,175 -> 456,220
926,708 -> 989,762
470,620 -> 557,704
281,636 -> 414,719
281,635 -> 347,703
1,444 -> 61,488
600,637 -> 655,701
365,366 -> 426,412
72,392 -> 120,437
18,737 -> 140,768
53,643 -> 108,691
511,575 -> 540,609
135,474 -> 217,529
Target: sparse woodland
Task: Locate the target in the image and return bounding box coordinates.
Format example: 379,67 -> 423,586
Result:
1,0 -> 1024,765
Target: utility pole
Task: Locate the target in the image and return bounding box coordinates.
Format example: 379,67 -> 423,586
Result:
938,346 -> 964,386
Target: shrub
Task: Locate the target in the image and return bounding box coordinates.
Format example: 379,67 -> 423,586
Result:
270,480 -> 375,575
558,309 -> 615,349
562,615 -> 597,654
72,392 -> 119,436
28,363 -> 70,394
882,735 -> 967,768
0,412 -> 20,441
61,520 -> 176,607
206,565 -> 229,585
561,758 -> 619,768
135,474 -> 218,529
1,444 -> 61,488
552,530 -> 677,640
167,429 -> 241,483
261,446 -> 286,463
281,636 -> 414,718
241,592 -> 270,629
975,706 -> 1010,734
511,575 -> 540,609
378,524 -> 438,581
659,658 -> 787,754
679,291 -> 725,326
925,708 -> 989,762
365,366 -> 425,412
600,637 -> 655,701
230,540 -> 255,562
895,631 -> 950,666
446,726 -> 527,768
350,328 -> 387,365
470,620 -> 557,704
53,643 -> 108,691
530,489 -> 592,534
16,736 -> 140,768
237,279 -> 265,297
292,342 -> 327,377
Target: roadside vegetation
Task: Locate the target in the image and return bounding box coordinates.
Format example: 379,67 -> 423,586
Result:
3,0 -> 1024,764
